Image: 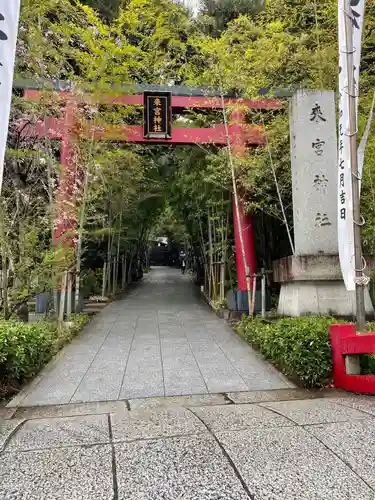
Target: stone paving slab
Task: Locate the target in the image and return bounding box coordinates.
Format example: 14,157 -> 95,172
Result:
162,339 -> 208,396
119,342 -> 165,399
0,419 -> 24,452
70,334 -> 133,403
187,341 -> 250,393
259,398 -> 370,425
227,388 -> 340,404
3,394 -> 375,499
13,351 -> 107,407
212,335 -> 294,391
306,419 -> 375,489
328,395 -> 375,417
14,400 -> 128,420
8,268 -> 289,407
216,426 -> 375,499
0,445 -> 113,499
111,407 -> 206,442
129,394 -> 228,410
0,406 -> 16,419
6,351 -> 67,409
164,373 -> 208,396
192,404 -> 295,432
115,434 -> 250,500
5,414 -> 109,451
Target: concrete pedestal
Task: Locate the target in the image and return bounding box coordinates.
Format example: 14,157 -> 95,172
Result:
274,255 -> 374,317
273,90 -> 374,319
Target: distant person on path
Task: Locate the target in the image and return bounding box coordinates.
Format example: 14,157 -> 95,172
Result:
180,250 -> 186,274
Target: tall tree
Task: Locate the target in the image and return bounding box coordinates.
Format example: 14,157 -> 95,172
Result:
197,0 -> 265,35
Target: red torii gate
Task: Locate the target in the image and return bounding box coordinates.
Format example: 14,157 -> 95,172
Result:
21,87 -> 281,292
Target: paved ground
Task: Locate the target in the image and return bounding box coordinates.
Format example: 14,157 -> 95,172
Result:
4,267 -> 375,499
2,391 -> 375,499
8,267 -> 290,408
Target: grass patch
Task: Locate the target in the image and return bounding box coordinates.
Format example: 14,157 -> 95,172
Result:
0,314 -> 89,399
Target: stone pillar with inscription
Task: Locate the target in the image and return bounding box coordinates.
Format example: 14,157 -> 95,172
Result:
273,89 -> 373,317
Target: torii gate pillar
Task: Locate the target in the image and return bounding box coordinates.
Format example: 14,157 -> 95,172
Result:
21,87 -> 264,293
230,110 -> 256,293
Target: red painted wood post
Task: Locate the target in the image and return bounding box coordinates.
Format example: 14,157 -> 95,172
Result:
329,323 -> 375,393
233,200 -> 256,291
229,109 -> 256,293
54,100 -> 79,247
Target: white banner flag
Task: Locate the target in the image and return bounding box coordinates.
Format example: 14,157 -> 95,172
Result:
0,1 -> 21,194
338,0 -> 365,291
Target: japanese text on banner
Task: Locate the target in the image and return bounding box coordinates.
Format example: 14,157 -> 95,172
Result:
0,2 -> 21,193
337,0 -> 365,292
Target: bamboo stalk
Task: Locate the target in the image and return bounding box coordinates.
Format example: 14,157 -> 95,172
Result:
0,207 -> 9,319
107,200 -> 112,293
102,261 -> 107,297
198,218 -> 208,292
127,251 -> 134,285
112,257 -> 116,294
107,259 -> 111,293
115,206 -> 123,291
208,211 -> 213,300
67,272 -> 72,319
122,256 -> 127,289
261,268 -> 266,318
2,255 -> 8,319
59,271 -> 68,325
251,274 -> 257,316
75,164 -> 90,312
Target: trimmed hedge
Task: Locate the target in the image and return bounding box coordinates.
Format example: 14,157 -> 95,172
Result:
0,314 -> 89,399
235,316 -> 345,388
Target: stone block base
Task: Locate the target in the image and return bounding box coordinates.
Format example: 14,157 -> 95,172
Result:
277,280 -> 373,317
273,255 -> 374,317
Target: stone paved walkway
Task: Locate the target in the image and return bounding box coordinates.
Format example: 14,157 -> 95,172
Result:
3,268 -> 375,499
2,391 -> 375,499
8,268 -> 290,408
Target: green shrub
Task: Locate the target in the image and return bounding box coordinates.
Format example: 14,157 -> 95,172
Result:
235,316 -> 345,388
0,314 -> 89,398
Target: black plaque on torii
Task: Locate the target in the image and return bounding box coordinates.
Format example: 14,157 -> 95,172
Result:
143,91 -> 172,139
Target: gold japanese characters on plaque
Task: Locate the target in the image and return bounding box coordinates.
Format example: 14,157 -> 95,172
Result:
143,91 -> 172,139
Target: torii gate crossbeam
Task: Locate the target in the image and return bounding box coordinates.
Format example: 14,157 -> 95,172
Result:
20,85 -> 282,293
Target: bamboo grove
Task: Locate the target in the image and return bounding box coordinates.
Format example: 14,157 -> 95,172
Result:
1,0 -> 375,319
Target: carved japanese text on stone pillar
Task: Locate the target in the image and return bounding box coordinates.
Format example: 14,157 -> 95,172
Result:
289,90 -> 338,255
